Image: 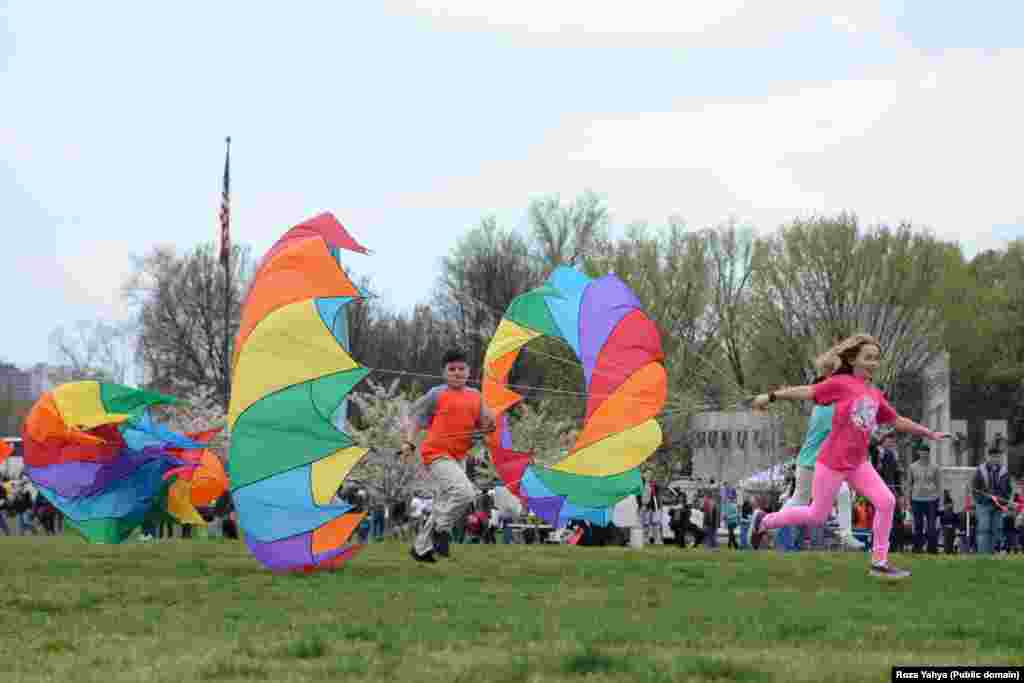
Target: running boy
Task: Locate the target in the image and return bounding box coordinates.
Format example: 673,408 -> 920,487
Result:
402,349 -> 496,563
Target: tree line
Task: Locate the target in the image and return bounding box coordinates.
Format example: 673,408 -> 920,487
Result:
46,192 -> 1024,466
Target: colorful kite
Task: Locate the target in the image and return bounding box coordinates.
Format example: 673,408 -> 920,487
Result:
163,448 -> 230,524
483,266 -> 667,526
12,381 -> 220,543
228,212 -> 372,573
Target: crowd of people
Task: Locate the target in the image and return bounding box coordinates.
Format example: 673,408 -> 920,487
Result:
653,439 -> 1024,558
0,476 -> 62,536
861,442 -> 1023,556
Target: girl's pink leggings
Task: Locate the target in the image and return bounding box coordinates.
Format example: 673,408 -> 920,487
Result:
762,460 -> 895,565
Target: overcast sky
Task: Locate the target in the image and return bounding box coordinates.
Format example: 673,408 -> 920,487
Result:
3,1 -> 1022,368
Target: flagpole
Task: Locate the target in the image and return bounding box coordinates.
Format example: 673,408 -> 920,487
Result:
222,136 -> 232,409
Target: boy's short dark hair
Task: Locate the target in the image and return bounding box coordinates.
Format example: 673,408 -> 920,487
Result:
442,348 -> 468,367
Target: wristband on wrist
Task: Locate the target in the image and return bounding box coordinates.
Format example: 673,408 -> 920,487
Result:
768,391 -> 777,403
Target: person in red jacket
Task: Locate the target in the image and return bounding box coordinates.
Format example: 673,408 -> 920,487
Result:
402,349 -> 495,563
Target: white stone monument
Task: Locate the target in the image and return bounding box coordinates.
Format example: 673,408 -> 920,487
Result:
921,351 -> 952,466
689,410 -> 785,489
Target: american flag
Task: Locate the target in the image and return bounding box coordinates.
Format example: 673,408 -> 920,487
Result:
219,136 -> 231,266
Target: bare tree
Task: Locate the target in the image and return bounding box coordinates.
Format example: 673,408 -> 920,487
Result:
434,216 -> 541,370
49,320 -> 135,383
529,190 -> 609,269
123,243 -> 252,405
705,222 -> 757,391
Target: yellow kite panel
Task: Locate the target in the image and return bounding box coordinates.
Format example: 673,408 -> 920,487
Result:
311,447 -> 369,505
53,381 -> 130,431
484,320 -> 539,368
229,299 -> 359,426
550,418 -> 662,477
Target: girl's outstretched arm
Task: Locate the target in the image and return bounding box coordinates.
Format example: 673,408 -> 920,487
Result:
751,385 -> 814,410
891,416 -> 952,441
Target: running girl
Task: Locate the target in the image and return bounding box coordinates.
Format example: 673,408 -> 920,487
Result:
751,334 -> 951,579
779,355 -> 863,551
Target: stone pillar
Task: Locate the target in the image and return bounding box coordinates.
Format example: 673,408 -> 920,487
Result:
951,420 -> 968,467
985,420 -> 1009,467
922,351 -> 952,466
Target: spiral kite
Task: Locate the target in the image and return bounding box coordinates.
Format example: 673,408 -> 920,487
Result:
228,212 -> 372,573
483,266 -> 666,526
10,381 -> 221,543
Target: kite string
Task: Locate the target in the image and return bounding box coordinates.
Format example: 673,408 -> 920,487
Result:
237,324 -> 676,407
364,365 -> 696,412
446,288 -> 749,403
252,296 -> 727,412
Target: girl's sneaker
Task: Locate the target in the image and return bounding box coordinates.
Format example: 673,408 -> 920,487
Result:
869,562 -> 910,579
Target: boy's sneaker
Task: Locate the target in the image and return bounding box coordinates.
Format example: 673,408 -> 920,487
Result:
433,530 -> 451,558
410,548 -> 436,563
869,562 -> 910,579
839,532 -> 866,550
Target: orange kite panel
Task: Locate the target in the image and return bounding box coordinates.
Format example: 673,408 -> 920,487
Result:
311,512 -> 367,556
574,362 -> 667,452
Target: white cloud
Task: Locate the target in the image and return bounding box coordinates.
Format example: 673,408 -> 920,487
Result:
57,241 -> 133,320
411,49 -> 1024,251
398,0 -> 746,34
831,15 -> 859,34
389,1 -> 897,47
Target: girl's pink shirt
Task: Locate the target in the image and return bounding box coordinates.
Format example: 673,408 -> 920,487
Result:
812,374 -> 898,472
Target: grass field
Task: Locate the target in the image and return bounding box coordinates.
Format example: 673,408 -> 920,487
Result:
0,536 -> 1022,682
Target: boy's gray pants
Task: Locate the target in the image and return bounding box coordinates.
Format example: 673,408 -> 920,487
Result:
414,456 -> 478,556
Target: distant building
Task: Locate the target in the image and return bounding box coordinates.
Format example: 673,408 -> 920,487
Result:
0,362 -> 52,403
29,363 -> 51,397
0,363 -> 34,402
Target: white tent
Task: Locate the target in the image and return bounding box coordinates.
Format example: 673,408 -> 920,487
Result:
739,459 -> 795,491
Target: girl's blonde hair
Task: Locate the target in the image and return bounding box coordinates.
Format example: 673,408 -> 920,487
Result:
814,333 -> 882,377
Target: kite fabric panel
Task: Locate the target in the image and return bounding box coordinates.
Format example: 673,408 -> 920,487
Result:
483,266 -> 667,527
9,381 -> 225,543
228,212 -> 372,573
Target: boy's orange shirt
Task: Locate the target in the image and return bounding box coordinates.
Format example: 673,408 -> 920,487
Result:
415,385 -> 483,465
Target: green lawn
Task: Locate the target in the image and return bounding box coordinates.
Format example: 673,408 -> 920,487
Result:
0,536 -> 1021,682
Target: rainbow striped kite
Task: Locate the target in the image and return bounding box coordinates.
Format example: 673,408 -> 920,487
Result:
228,212 -> 371,573
12,381 -> 221,543
483,266 -> 667,526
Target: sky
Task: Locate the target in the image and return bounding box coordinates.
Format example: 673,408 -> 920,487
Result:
2,1 -> 1022,368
